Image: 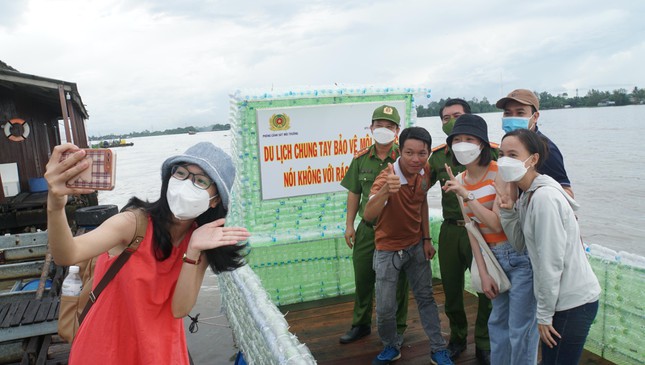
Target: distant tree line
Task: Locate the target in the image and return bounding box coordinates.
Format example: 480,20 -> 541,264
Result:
417,86 -> 645,117
90,123 -> 230,141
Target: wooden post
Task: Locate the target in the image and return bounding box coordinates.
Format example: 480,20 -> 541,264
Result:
58,85 -> 72,144
35,253 -> 52,300
66,97 -> 83,147
0,173 -> 5,201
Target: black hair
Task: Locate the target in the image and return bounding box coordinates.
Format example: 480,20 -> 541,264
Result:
399,126 -> 432,151
502,129 -> 549,170
450,137 -> 492,167
123,164 -> 246,274
439,98 -> 472,118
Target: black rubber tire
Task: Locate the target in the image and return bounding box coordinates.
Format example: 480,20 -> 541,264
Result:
75,204 -> 119,227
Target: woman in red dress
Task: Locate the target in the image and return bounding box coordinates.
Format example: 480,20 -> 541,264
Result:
46,142 -> 250,364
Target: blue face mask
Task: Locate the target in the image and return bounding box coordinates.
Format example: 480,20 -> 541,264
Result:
501,117 -> 530,133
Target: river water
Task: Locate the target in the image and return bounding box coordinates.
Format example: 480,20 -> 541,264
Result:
98,104 -> 645,256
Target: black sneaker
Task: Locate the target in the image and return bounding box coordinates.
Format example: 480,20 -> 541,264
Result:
339,325 -> 371,344
475,347 -> 491,365
446,342 -> 466,360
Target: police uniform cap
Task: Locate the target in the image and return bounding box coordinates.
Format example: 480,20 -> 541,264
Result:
372,105 -> 400,125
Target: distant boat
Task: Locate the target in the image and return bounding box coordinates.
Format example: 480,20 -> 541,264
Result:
91,139 -> 134,148
188,131 -> 197,135
597,100 -> 616,107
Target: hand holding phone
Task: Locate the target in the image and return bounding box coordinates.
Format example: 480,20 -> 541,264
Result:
60,148 -> 116,190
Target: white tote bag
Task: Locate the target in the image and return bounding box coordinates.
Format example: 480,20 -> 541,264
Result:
455,187 -> 511,294
464,220 -> 511,293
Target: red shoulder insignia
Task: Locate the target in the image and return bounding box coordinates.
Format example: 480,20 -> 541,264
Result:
432,144 -> 447,153
390,146 -> 398,160
489,142 -> 500,148
353,146 -> 371,159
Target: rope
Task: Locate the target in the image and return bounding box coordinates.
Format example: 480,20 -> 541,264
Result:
187,313 -> 231,333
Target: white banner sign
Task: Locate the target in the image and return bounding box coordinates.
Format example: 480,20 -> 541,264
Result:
256,100 -> 407,200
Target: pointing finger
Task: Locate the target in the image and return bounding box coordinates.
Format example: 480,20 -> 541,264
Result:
445,163 -> 456,181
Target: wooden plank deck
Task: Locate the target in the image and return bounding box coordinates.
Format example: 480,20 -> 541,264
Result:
281,283 -> 614,365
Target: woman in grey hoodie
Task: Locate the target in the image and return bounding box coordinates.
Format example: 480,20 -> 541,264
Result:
496,129 -> 601,365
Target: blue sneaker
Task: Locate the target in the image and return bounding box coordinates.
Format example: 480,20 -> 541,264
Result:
430,349 -> 454,365
372,346 -> 401,365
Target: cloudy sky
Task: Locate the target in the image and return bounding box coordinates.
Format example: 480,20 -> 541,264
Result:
1,0 -> 644,136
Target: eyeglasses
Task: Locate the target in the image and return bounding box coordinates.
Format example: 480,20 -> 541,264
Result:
171,165 -> 215,190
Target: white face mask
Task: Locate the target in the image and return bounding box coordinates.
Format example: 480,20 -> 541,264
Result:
166,178 -> 215,220
451,142 -> 481,165
372,127 -> 396,145
497,156 -> 532,182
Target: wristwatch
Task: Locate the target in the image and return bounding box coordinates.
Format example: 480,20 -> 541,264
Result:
464,192 -> 475,202
182,252 -> 201,265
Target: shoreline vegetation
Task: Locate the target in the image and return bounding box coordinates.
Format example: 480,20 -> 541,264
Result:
89,123 -> 230,142
417,86 -> 645,117
90,86 -> 645,140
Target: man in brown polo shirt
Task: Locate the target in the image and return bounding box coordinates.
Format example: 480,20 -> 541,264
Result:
364,127 -> 452,365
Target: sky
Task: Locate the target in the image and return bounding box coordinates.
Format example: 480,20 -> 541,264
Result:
1,0 -> 644,136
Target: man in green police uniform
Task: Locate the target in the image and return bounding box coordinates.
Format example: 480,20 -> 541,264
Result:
428,98 -> 496,364
339,105 -> 409,344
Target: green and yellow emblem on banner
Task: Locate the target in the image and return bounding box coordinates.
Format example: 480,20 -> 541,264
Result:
269,113 -> 290,131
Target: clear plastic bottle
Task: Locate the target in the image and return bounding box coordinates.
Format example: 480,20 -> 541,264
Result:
61,265 -> 83,296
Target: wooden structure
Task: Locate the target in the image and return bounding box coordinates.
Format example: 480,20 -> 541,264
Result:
0,231 -> 65,365
0,61 -> 94,233
282,283 -> 615,365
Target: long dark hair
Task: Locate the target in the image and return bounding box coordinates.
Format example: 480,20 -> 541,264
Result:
123,165 -> 246,274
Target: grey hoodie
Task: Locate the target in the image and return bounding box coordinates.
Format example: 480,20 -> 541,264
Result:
500,174 -> 601,325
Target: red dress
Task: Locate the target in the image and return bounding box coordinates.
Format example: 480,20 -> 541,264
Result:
69,217 -> 193,364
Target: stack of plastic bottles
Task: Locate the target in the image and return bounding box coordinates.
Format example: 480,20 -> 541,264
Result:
463,243 -> 645,364
583,244 -> 644,364
219,265 -> 316,364
225,87 -> 429,305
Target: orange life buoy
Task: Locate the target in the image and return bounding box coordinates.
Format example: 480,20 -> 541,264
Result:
4,118 -> 30,142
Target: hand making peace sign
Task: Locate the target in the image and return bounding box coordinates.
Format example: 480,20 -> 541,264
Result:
493,181 -> 516,210
442,163 -> 469,199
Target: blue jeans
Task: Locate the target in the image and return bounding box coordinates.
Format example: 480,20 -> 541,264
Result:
488,242 -> 539,365
374,241 -> 446,352
541,300 -> 599,365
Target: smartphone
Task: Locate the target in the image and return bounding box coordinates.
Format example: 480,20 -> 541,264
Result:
60,148 -> 116,190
